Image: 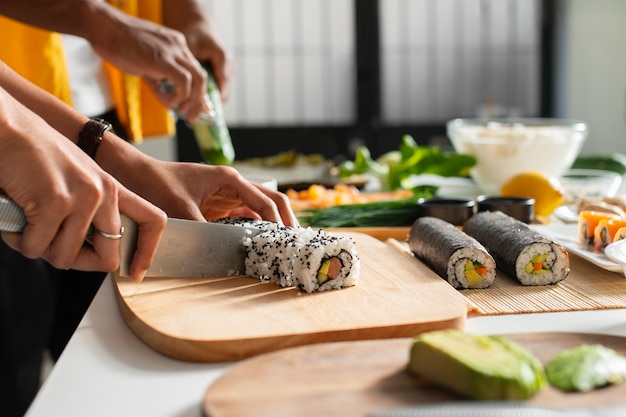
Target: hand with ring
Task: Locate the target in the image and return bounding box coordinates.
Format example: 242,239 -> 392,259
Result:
0,77 -> 167,282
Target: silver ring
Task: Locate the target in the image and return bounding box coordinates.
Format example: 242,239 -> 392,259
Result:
96,226 -> 125,240
157,79 -> 175,95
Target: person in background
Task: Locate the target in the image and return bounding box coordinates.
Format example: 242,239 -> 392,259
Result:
0,1 -> 240,415
0,0 -> 234,138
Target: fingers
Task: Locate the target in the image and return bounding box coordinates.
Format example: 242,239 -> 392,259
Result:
175,59 -> 209,123
22,178 -> 125,271
148,58 -> 208,124
117,188 -> 167,283
3,182 -> 166,283
213,53 -> 235,102
249,182 -> 300,227
201,167 -> 299,227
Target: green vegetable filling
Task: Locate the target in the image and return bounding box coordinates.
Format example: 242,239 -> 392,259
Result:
524,253 -> 550,275
317,259 -> 331,284
463,260 -> 485,286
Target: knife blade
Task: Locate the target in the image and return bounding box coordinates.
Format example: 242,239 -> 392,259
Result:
368,403 -> 626,417
0,192 -> 261,277
119,215 -> 261,277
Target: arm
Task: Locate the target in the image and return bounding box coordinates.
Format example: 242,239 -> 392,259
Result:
162,0 -> 235,101
0,62 -> 167,282
0,59 -> 296,226
1,58 -> 297,261
0,0 -> 209,121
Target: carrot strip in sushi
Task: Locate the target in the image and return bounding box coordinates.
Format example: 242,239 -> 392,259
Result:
593,218 -> 626,252
463,211 -> 569,286
578,210 -> 621,246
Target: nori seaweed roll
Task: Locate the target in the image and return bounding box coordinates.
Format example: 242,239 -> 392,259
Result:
463,211 -> 570,285
408,216 -> 496,289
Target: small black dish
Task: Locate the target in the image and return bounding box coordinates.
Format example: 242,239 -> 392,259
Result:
476,196 -> 535,223
416,198 -> 475,226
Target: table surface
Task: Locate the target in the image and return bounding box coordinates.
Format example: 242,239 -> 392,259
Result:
25,274 -> 626,417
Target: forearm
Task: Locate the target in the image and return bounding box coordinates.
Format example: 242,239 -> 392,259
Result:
0,61 -> 85,143
162,0 -> 209,34
0,0 -> 158,69
0,1 -> 115,43
0,61 -> 152,180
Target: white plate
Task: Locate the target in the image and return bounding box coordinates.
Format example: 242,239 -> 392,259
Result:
604,239 -> 626,277
532,224 -> 622,273
552,205 -> 579,224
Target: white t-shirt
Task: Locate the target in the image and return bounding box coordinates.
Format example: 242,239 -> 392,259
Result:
61,34 -> 115,117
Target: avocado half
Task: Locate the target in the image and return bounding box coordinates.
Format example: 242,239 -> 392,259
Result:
407,329 -> 547,400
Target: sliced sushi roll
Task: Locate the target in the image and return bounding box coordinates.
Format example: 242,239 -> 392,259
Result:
292,231 -> 360,292
408,216 -> 496,289
221,217 -> 360,293
463,211 -> 570,286
243,227 -> 304,287
578,211 -> 620,246
593,218 -> 626,252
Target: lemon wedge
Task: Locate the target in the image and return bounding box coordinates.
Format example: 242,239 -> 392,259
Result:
500,171 -> 564,217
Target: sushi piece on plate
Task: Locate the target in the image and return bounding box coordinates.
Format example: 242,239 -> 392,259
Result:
614,226 -> 626,242
463,211 -> 570,286
593,217 -> 626,252
578,210 -> 621,246
408,216 -> 496,289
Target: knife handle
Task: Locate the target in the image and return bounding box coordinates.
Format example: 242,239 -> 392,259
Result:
0,192 -> 122,249
0,192 -> 26,232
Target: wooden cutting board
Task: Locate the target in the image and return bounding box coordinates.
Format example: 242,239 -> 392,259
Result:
112,232 -> 467,362
203,332 -> 626,417
326,227 -> 410,241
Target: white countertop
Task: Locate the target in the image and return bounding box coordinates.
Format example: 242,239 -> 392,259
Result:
25,275 -> 626,417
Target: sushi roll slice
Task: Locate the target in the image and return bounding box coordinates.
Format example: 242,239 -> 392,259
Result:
243,227 -> 304,287
593,218 -> 626,252
614,226 -> 626,242
578,211 -> 620,246
217,217 -> 360,293
463,211 -> 570,286
408,216 -> 496,289
292,231 -> 360,292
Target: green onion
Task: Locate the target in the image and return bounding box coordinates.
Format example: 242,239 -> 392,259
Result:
299,188 -> 434,227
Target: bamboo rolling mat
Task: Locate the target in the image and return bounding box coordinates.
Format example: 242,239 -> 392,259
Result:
386,239 -> 626,316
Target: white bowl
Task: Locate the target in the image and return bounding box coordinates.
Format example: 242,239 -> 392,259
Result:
559,169 -> 622,204
447,118 -> 588,194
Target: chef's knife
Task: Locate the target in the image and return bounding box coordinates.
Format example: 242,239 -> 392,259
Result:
369,403 -> 626,417
0,192 -> 261,277
119,215 -> 261,277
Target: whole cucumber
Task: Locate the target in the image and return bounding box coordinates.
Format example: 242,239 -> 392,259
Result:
571,153 -> 626,175
192,63 -> 235,165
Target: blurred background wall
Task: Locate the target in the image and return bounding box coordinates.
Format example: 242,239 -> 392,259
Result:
553,0 -> 626,155
145,0 -> 626,162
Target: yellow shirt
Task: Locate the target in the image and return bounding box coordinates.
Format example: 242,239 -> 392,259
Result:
0,0 -> 175,142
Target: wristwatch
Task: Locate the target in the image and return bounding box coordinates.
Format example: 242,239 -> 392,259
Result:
77,118 -> 113,159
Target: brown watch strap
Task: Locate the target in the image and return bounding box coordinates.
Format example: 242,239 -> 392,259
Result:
77,118 -> 113,159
